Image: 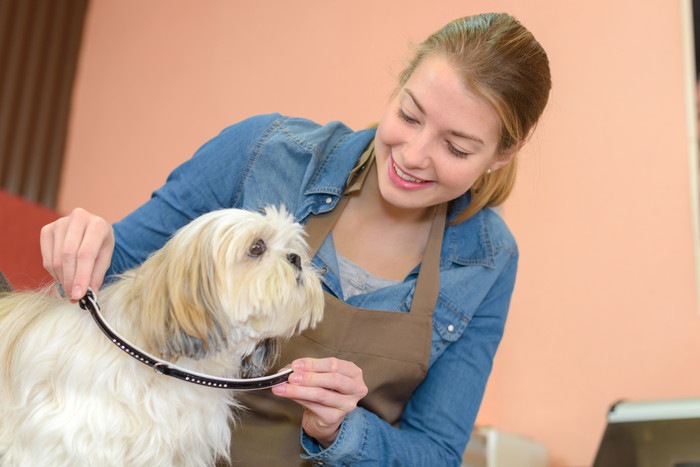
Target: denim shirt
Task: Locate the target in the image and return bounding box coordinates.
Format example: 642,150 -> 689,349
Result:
107,113 -> 518,466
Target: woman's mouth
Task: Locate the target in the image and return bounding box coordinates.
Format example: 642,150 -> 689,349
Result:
387,155 -> 432,190
394,164 -> 423,183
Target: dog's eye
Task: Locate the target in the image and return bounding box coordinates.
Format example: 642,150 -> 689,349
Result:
247,239 -> 267,258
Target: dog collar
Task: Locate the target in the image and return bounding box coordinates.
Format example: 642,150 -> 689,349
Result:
78,289 -> 292,390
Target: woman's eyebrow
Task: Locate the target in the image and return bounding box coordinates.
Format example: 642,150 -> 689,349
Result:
404,89 -> 426,114
404,89 -> 485,146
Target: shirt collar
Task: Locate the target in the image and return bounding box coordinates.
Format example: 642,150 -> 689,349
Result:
445,194 -> 501,268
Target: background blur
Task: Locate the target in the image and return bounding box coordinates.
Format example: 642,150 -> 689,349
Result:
1,1 -> 699,465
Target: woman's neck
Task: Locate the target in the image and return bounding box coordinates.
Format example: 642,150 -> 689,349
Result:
331,163 -> 435,281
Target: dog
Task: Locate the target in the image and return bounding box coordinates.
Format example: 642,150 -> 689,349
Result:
0,206 -> 324,467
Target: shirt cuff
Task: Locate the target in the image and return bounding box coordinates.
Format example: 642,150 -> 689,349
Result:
300,409 -> 367,465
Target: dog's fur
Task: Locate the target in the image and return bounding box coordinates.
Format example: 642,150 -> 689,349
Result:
0,207 -> 324,467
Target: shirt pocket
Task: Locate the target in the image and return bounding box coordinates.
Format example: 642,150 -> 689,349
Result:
430,293 -> 474,365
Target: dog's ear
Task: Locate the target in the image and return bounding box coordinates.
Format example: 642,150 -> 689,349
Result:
134,232 -> 231,360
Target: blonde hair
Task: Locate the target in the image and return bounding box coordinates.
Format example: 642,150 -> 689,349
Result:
398,13 -> 552,222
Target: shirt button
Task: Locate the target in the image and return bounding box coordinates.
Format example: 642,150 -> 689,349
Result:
447,324 -> 455,332
325,197 -> 332,204
320,266 -> 329,274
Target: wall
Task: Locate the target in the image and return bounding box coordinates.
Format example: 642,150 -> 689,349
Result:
58,1 -> 700,465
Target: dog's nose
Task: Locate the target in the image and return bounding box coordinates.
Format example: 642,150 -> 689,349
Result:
288,253 -> 302,271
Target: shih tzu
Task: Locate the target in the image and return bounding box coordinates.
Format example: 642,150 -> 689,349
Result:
0,206 -> 324,466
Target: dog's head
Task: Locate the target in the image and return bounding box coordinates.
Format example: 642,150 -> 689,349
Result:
132,206 -> 324,364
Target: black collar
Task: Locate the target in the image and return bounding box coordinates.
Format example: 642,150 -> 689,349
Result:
78,289 -> 291,390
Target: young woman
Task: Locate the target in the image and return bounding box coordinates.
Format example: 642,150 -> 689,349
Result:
41,12 -> 551,466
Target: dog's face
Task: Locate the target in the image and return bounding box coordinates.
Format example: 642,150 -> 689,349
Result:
133,206 -> 324,363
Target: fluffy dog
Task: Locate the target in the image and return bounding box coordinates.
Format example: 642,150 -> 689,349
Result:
0,207 -> 324,467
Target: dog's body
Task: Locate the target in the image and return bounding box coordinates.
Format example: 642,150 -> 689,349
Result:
0,207 -> 324,467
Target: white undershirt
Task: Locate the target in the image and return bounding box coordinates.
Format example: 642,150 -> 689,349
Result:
336,252 -> 400,299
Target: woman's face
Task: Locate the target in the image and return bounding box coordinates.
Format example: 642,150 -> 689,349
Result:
374,55 -> 512,213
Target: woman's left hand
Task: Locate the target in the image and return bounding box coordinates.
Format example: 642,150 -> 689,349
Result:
271,357 -> 368,448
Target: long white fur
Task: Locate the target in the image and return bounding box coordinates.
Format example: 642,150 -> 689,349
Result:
0,206 -> 324,467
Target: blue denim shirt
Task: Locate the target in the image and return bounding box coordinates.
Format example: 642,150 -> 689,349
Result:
107,113 -> 518,466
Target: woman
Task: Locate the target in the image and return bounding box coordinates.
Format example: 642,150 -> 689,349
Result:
41,12 -> 551,466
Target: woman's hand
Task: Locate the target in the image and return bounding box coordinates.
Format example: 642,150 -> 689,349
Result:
271,357 -> 369,448
40,208 -> 115,301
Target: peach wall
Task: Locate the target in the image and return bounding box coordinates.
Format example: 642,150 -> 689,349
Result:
59,1 -> 700,465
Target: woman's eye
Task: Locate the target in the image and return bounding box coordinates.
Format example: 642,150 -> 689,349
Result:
247,239 -> 267,257
397,108 -> 419,124
447,142 -> 470,158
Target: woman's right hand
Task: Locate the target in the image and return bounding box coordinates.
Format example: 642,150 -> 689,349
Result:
40,208 -> 115,301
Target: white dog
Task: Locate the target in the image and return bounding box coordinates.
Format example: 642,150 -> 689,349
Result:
0,207 -> 324,467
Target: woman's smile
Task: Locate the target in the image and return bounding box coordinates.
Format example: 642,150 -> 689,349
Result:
388,154 -> 434,190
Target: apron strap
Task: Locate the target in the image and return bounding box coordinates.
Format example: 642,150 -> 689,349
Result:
303,193 -> 351,257
410,202 -> 446,316
302,141 -> 375,255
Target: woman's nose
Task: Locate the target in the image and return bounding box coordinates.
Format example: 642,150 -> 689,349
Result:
401,131 -> 432,169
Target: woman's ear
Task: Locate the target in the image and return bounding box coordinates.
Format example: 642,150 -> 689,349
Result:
489,143 -> 521,172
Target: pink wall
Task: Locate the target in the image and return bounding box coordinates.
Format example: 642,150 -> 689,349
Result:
59,1 -> 700,465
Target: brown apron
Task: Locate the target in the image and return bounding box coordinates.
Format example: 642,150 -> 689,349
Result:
227,155 -> 447,466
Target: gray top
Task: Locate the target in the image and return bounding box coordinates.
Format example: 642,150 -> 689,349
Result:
337,252 -> 400,299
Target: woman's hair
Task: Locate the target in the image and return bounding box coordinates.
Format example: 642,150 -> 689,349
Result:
398,13 -> 552,223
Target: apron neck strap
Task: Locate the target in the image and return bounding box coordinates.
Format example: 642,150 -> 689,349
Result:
410,202 -> 446,315
303,141 -> 376,255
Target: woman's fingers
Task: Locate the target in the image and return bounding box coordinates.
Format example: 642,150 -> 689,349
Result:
59,210 -> 90,298
73,215 -> 114,298
292,357 -> 366,385
272,357 -> 368,446
40,221 -> 59,283
39,208 -> 114,300
283,358 -> 367,405
293,365 -> 365,397
41,216 -> 71,287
